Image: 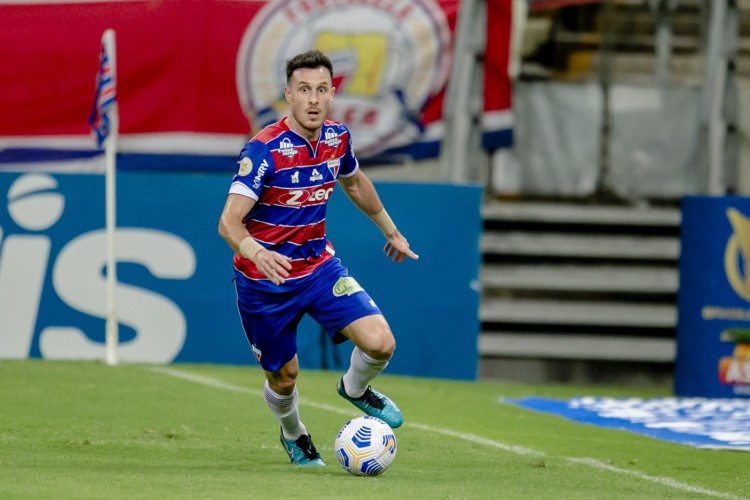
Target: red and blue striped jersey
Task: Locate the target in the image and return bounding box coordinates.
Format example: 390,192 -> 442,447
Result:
229,118 -> 358,283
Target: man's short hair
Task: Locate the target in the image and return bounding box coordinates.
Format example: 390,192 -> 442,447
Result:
286,50 -> 334,82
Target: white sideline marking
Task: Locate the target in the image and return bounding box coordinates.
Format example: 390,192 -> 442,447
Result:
567,457 -> 741,499
406,422 -> 543,457
150,367 -> 744,500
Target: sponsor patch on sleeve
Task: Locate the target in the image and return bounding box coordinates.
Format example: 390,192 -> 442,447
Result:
238,157 -> 253,177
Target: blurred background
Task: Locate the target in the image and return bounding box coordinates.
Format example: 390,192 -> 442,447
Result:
1,0 -> 749,394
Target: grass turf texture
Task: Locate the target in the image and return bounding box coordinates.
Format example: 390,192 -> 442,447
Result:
1,360 -> 746,499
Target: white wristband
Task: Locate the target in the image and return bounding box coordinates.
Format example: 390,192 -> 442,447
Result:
369,208 -> 397,236
239,236 -> 264,261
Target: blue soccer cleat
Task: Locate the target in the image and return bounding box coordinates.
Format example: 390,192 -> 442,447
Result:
337,378 -> 403,428
279,430 -> 325,467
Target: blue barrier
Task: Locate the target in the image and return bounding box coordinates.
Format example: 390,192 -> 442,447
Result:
676,196 -> 750,397
0,171 -> 481,380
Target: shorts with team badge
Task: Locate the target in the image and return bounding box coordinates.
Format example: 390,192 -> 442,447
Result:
233,258 -> 382,372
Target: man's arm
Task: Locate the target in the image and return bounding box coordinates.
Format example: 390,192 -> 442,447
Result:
218,193 -> 292,285
338,170 -> 419,263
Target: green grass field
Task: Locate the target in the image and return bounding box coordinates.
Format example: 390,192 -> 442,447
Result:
1,360 -> 747,499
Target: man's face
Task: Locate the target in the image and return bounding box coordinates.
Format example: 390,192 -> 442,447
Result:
284,66 -> 335,139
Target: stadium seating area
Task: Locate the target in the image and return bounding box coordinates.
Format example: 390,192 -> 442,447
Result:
478,0 -> 750,385
521,0 -> 750,83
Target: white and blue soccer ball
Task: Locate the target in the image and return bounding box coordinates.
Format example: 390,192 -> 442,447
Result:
334,416 -> 397,476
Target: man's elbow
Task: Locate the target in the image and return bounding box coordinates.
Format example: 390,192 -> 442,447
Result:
218,215 -> 229,241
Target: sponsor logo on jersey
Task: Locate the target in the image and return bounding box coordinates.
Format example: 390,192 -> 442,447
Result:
291,171 -> 300,184
324,128 -> 342,147
277,186 -> 335,207
236,0 -> 451,157
333,276 -> 364,297
238,157 -> 253,177
253,159 -> 268,189
278,137 -> 297,158
309,168 -> 323,182
327,159 -> 340,178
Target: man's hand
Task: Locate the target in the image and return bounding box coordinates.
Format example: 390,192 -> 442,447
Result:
384,230 -> 419,263
252,249 -> 292,285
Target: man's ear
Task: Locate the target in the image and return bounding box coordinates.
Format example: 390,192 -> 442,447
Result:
284,86 -> 292,104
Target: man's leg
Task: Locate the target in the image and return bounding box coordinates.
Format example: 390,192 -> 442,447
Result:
339,314 -> 393,395
337,315 -> 403,428
265,356 -> 325,466
264,355 -> 306,438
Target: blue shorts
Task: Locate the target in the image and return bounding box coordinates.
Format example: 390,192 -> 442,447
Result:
233,258 -> 382,372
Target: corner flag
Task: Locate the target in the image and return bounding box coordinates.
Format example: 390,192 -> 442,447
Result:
88,30 -> 117,148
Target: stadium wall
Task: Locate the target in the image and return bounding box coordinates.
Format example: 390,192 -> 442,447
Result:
0,171 -> 482,380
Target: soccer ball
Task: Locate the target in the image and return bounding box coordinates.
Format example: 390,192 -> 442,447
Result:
334,416 -> 397,476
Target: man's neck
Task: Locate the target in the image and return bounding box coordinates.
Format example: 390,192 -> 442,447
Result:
284,116 -> 320,142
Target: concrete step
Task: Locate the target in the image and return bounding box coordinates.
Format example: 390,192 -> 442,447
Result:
481,264 -> 677,293
555,30 -> 708,52
481,232 -> 679,261
479,201 -> 679,367
478,332 -> 675,362
480,297 -> 676,328
482,201 -> 680,227
571,51 -> 750,79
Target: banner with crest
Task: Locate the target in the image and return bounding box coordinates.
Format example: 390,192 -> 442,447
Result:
0,0 -> 512,169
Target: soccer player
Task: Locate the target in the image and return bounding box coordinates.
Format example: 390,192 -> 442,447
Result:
218,50 -> 419,467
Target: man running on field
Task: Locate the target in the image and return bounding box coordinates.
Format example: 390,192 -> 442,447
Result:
218,49 -> 418,467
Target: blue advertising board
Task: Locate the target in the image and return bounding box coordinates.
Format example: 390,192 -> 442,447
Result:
676,196 -> 750,397
0,171 -> 481,380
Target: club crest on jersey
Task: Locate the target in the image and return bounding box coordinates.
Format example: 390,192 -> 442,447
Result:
309,168 -> 323,182
333,277 -> 363,297
251,344 -> 262,362
238,157 -> 253,177
327,159 -> 340,178
278,137 -> 297,157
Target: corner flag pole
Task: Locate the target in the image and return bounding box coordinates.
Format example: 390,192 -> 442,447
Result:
102,29 -> 119,366
89,30 -> 119,365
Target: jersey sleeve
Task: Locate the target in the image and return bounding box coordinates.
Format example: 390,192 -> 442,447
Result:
229,141 -> 273,200
338,125 -> 360,178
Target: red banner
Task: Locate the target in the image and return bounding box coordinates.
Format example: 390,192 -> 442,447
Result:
0,0 -> 511,163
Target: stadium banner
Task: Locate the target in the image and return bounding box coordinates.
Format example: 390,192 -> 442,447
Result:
676,196 -> 750,398
0,0 -> 513,170
0,171 -> 481,380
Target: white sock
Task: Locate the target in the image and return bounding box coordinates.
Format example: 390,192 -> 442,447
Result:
342,346 -> 390,398
263,381 -> 307,440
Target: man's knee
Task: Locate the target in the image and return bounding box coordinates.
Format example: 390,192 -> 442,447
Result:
265,362 -> 299,395
267,374 -> 296,395
366,322 -> 396,360
343,315 -> 396,360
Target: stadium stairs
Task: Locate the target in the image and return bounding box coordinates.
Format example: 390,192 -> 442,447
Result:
477,200 -> 680,387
